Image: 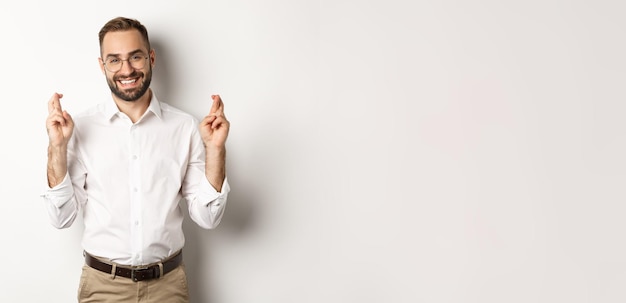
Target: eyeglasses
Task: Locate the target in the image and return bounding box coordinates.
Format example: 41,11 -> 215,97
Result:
103,54 -> 149,72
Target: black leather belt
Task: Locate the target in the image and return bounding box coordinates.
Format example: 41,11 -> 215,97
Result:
84,251 -> 182,282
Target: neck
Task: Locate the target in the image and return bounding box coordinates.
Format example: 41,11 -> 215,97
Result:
113,89 -> 152,123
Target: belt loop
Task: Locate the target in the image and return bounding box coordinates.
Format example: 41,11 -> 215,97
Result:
158,262 -> 164,279
110,263 -> 117,280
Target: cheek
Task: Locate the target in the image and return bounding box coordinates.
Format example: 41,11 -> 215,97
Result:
106,75 -> 117,86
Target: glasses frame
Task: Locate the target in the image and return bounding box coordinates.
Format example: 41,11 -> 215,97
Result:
103,55 -> 150,73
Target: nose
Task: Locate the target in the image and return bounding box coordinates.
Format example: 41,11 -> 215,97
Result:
118,59 -> 134,74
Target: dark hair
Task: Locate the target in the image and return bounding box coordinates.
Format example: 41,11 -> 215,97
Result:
98,17 -> 151,54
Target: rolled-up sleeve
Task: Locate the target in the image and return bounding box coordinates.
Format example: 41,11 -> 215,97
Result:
187,177 -> 230,229
41,173 -> 79,229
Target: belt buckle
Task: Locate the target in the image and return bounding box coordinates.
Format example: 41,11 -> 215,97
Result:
131,267 -> 146,282
131,266 -> 157,282
131,269 -> 138,282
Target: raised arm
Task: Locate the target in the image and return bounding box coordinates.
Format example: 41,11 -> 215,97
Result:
198,94 -> 229,191
46,92 -> 74,187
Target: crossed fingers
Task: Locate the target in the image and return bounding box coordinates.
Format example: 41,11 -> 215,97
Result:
48,92 -> 63,114
47,92 -> 69,126
206,94 -> 228,129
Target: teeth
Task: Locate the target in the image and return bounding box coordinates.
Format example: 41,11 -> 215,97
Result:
120,79 -> 136,84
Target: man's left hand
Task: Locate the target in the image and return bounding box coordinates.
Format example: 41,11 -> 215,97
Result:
199,94 -> 230,149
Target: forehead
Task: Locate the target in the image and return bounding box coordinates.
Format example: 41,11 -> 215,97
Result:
101,29 -> 148,57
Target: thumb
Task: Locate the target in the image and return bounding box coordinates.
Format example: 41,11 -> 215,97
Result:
63,111 -> 74,126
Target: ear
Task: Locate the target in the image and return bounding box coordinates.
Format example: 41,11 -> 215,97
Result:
149,49 -> 156,68
98,57 -> 106,75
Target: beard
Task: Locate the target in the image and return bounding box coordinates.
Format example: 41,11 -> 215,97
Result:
106,68 -> 152,102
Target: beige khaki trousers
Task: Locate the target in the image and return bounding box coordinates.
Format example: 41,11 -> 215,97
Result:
77,263 -> 189,303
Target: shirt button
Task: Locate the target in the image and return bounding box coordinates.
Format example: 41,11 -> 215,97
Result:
133,188 -> 138,192
132,155 -> 138,160
134,221 -> 139,226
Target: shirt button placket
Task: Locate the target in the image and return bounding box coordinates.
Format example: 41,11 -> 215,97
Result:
129,124 -> 142,265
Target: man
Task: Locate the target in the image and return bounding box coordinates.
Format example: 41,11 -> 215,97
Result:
42,16 -> 229,302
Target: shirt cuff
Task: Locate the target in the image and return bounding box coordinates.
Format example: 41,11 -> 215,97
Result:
41,173 -> 75,208
197,177 -> 230,207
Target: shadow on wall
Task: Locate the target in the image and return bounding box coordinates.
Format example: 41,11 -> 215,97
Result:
150,37 -> 258,303
149,39 -> 174,105
182,171 -> 258,302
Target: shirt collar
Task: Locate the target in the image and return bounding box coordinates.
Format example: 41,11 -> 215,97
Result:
103,91 -> 163,122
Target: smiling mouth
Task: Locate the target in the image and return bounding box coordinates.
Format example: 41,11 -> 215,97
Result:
117,78 -> 140,89
120,79 -> 136,84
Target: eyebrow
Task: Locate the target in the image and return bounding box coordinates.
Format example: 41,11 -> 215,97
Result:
104,49 -> 146,59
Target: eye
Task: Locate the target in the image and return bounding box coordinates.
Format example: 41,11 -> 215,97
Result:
131,54 -> 144,61
107,58 -> 120,64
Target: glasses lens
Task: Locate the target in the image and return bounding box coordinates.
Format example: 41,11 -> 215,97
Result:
129,55 -> 147,69
105,59 -> 121,72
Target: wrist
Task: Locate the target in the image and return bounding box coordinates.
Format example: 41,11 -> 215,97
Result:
204,143 -> 226,154
48,144 -> 68,156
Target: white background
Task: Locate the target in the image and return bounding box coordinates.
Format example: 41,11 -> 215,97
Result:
1,0 -> 625,302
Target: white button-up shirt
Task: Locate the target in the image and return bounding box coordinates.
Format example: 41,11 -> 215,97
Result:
42,94 -> 229,266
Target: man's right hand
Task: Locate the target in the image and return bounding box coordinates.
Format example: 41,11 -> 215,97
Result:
46,92 -> 74,148
46,92 -> 74,187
